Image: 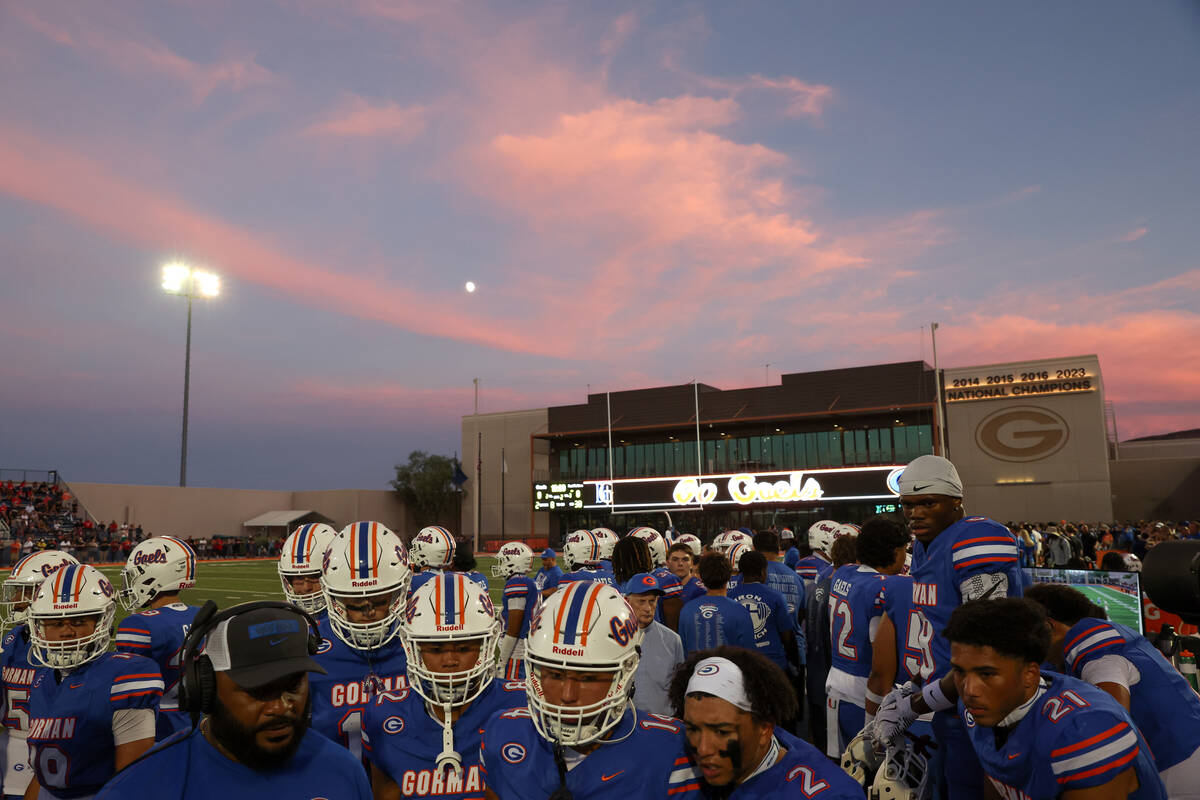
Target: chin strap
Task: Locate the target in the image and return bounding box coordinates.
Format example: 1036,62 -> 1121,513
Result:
434,699 -> 463,777
547,743 -> 574,800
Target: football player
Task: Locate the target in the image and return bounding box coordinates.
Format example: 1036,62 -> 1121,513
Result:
557,530 -> 617,588
116,535 -> 200,739
728,550 -> 797,675
825,516 -> 909,756
666,542 -> 705,604
669,647 -> 863,798
409,525 -> 456,596
480,582 -> 700,799
277,523 -> 338,618
365,573 -> 522,799
946,599 -> 1165,799
877,455 -> 1023,799
492,541 -> 539,681
1026,583 -> 1200,797
588,528 -> 619,572
0,551 -> 78,799
25,564 -> 163,799
312,521 -> 411,762
795,520 -> 839,592
711,530 -> 752,557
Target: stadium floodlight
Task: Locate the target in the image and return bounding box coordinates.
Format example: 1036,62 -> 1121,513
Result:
160,262 -> 221,487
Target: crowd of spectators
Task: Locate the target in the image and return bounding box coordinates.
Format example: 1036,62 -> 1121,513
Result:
1007,518 -> 1200,570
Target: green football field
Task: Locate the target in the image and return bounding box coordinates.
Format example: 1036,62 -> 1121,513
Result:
85,556 -> 505,629
1075,584 -> 1143,631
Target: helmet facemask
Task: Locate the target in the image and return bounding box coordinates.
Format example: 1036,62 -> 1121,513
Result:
29,564 -> 117,671
326,588 -> 405,650
526,660 -> 638,747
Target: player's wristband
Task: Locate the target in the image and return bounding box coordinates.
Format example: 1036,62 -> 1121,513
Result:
920,679 -> 954,713
865,689 -> 884,706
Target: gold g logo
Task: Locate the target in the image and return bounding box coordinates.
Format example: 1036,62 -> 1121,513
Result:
975,406 -> 1069,462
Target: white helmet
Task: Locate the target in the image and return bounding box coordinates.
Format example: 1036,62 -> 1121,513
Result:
1122,553 -> 1142,573
491,541 -> 534,579
2,550 -> 79,629
563,530 -> 602,570
712,530 -> 752,555
674,533 -> 702,557
525,581 -> 639,747
840,523 -> 861,537
727,541 -> 753,573
628,527 -> 667,567
120,535 -> 197,611
29,564 -> 117,670
322,521 -> 411,650
401,572 -> 503,773
872,738 -> 933,799
808,520 -> 841,553
278,523 -> 338,614
841,728 -> 885,787
589,528 -> 619,561
410,526 -> 457,570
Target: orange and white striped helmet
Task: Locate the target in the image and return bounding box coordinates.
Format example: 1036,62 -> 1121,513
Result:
120,535 -> 197,611
322,521 -> 411,650
410,526 -> 457,570
278,523 -> 338,614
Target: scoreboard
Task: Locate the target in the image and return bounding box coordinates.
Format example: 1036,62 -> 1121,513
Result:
532,482 -> 584,511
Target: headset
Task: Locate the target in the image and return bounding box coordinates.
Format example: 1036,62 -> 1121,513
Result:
178,599 -> 322,715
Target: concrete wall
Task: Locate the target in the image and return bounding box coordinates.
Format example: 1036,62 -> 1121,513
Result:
69,483 -> 408,540
944,355 -> 1114,522
1109,458 -> 1200,521
461,408 -> 550,548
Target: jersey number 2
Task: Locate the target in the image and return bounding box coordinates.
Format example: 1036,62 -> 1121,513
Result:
832,599 -> 857,659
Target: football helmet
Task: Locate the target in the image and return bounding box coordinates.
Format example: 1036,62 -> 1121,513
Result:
29,564 -> 117,670
839,523 -> 861,537
808,520 -> 841,553
727,541 -> 753,573
278,523 -> 338,614
2,550 -> 79,630
322,521 -> 411,650
841,728 -> 886,787
491,541 -> 534,579
589,528 -> 619,561
120,535 -> 197,611
525,581 -> 639,747
712,530 -> 752,555
1122,553 -> 1142,572
401,572 -> 503,774
410,526 -> 457,570
563,530 -> 602,570
628,527 -> 667,567
675,533 -> 702,557
872,738 -> 933,800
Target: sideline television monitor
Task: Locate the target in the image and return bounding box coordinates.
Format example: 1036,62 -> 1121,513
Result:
1023,568 -> 1144,635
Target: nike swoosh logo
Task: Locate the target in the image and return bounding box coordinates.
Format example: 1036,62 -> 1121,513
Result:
1007,753 -> 1021,760
601,771 -> 624,781
69,682 -> 84,689
911,483 -> 933,492
268,636 -> 287,646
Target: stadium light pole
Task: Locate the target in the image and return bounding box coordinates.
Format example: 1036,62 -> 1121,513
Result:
162,263 -> 220,487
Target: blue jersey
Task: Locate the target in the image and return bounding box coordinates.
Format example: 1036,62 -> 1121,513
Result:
310,618 -> 408,764
598,559 -> 613,572
1,625 -> 38,795
652,567 -> 682,625
795,554 -> 834,587
1063,616 -> 1200,770
28,652 -> 162,798
559,567 -> 617,588
363,678 -> 526,797
501,575 -> 539,639
114,602 -> 200,739
765,560 -> 805,624
480,707 -> 700,799
911,516 -> 1023,681
410,570 -> 441,596
878,575 -> 935,684
533,566 -> 563,593
716,727 -> 864,799
728,581 -> 794,671
828,565 -> 887,680
678,577 -> 706,605
96,725 -> 371,800
457,570 -> 489,590
783,545 -> 801,570
678,596 -> 756,656
962,672 -> 1166,800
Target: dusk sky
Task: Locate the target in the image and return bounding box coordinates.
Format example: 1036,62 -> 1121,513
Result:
3,1 -> 1198,491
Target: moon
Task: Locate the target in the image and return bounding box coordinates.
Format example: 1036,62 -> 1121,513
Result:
465,281 -> 477,293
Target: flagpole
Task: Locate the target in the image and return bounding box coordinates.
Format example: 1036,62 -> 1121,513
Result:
500,447 -> 506,541
606,392 -> 614,509
475,429 -> 482,554
694,380 -> 704,510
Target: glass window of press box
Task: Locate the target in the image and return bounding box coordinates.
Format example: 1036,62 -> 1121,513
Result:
555,424 -> 932,480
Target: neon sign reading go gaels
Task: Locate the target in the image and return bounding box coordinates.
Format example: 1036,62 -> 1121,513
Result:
556,465 -> 906,511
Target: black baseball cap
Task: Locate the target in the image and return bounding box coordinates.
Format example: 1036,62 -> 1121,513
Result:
204,606 -> 326,689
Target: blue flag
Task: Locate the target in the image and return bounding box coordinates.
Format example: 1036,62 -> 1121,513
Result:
452,463 -> 469,488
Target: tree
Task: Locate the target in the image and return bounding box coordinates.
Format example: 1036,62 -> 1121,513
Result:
390,451 -> 463,527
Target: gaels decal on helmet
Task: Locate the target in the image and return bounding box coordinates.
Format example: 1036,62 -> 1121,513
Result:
410,525 -> 457,570
491,541 -> 534,579
120,536 -> 196,611
2,550 -> 79,630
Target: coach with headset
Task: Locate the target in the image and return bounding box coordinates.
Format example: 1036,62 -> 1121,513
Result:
96,601 -> 371,799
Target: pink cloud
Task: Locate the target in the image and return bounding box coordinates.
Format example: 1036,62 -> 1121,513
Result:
1115,226 -> 1148,244
0,124 -> 554,357
302,96 -> 428,140
746,74 -> 835,117
13,6 -> 275,103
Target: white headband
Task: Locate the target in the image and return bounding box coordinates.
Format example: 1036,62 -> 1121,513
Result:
686,657 -> 753,712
